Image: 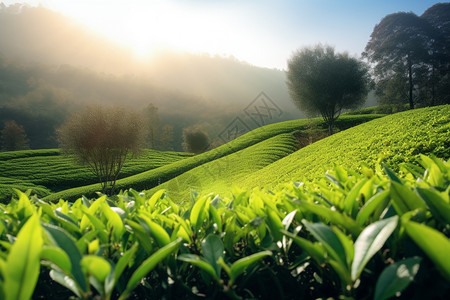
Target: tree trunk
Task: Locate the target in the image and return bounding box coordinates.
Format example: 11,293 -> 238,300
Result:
408,55 -> 414,109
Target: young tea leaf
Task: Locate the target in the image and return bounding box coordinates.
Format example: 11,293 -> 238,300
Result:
120,238 -> 182,300
374,257 -> 422,300
230,250 -> 272,284
403,220 -> 450,281
351,216 -> 398,281
201,234 -> 224,277
4,214 -> 43,300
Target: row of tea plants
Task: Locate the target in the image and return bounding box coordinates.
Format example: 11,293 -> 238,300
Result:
0,154 -> 449,299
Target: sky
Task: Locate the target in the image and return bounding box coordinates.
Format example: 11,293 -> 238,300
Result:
2,0 -> 446,69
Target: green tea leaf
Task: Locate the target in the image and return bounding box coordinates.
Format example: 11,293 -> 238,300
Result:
344,178 -> 368,216
374,257 -> 422,300
351,216 -> 398,281
101,202 -> 125,241
356,190 -> 390,226
190,196 -> 208,232
42,223 -> 87,292
303,221 -> 347,267
178,254 -> 219,281
148,189 -> 166,209
403,220 -> 450,281
114,243 -> 138,283
416,187 -> 450,225
81,255 -> 111,283
230,250 -> 272,284
390,181 -> 426,215
140,215 -> 171,247
298,201 -> 361,236
281,229 -> 326,264
40,246 -> 72,274
121,238 -> 181,299
4,214 -> 43,300
209,204 -> 222,233
201,234 -> 224,277
49,269 -> 81,298
266,207 -> 283,241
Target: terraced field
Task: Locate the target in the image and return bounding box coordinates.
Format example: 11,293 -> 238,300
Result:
0,149 -> 192,202
151,133 -> 300,201
137,105 -> 448,201
240,105 -> 449,190
42,114 -> 382,202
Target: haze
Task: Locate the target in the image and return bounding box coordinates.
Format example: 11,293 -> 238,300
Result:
1,0 -> 441,69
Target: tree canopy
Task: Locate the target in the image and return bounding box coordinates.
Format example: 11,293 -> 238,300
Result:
363,3 -> 450,108
0,120 -> 29,151
286,45 -> 369,134
57,105 -> 146,194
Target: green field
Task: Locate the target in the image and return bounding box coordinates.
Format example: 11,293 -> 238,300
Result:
147,105 -> 449,200
41,114 -> 382,202
0,149 -> 192,203
1,106 -> 449,299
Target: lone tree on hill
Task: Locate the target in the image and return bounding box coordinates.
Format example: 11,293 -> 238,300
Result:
182,125 -> 210,154
0,120 -> 30,151
287,45 -> 370,135
57,105 -> 146,194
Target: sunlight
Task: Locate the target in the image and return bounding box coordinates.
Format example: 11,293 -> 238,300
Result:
48,0 -> 242,60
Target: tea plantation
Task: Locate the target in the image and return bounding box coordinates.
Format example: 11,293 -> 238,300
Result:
0,149 -> 192,203
0,105 -> 449,300
42,114 -> 381,202
146,105 -> 449,200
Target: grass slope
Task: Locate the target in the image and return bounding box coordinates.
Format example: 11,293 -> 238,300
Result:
150,133 -> 300,201
240,105 -> 449,191
0,149 -> 192,202
43,115 -> 382,202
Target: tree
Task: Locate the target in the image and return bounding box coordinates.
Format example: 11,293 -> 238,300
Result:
363,9 -> 449,108
286,45 -> 369,135
0,120 -> 30,151
421,3 -> 450,106
182,125 -> 210,154
57,105 -> 146,194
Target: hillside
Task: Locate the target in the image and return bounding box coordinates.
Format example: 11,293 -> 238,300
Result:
147,106 -> 449,200
41,115 -> 382,202
0,149 -> 192,203
240,105 -> 449,190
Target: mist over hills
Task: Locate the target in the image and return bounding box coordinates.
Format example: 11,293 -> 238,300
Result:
0,4 -> 375,150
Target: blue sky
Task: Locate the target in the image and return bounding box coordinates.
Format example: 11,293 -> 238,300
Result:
2,0 -> 446,69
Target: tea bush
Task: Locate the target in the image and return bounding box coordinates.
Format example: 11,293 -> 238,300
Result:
43,115 -> 381,202
0,155 -> 448,299
241,105 -> 449,191
0,149 -> 192,203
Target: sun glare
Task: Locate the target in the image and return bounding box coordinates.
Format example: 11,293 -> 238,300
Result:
48,0 -> 243,60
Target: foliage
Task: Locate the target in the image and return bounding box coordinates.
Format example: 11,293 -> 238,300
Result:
152,132 -> 299,201
287,44 -> 370,134
363,4 -> 450,108
0,149 -> 192,203
344,104 -> 409,115
0,155 -> 449,299
182,124 -> 211,154
143,103 -> 175,151
43,114 -> 381,202
0,120 -> 30,151
57,105 -> 147,195
241,105 -> 450,191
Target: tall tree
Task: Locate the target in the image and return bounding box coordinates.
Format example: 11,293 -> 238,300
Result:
421,3 -> 450,106
57,105 -> 146,194
0,120 -> 30,151
363,11 -> 443,109
286,45 -> 369,135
